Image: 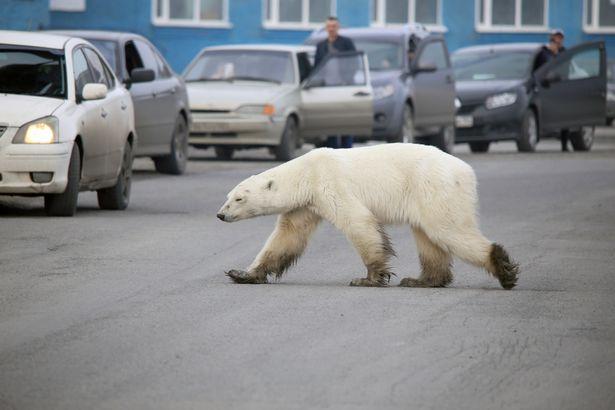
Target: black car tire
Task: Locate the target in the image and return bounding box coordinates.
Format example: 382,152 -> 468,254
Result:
214,146 -> 235,160
431,125 -> 455,154
469,141 -> 490,153
97,140 -> 133,210
569,126 -> 594,151
274,117 -> 298,161
153,115 -> 188,175
389,104 -> 414,143
517,110 -> 538,152
44,143 -> 80,217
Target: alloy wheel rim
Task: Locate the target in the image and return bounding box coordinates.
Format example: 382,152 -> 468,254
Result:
528,114 -> 537,147
122,147 -> 132,200
174,121 -> 188,163
583,126 -> 594,146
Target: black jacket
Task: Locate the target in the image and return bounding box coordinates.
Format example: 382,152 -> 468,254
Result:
533,45 -> 566,72
314,35 -> 356,68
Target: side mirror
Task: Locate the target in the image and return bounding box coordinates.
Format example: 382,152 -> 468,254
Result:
130,68 -> 155,84
541,72 -> 562,87
82,83 -> 108,101
412,62 -> 438,75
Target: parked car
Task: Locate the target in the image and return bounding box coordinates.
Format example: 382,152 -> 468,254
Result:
306,25 -> 457,153
452,42 -> 606,153
607,60 -> 615,126
0,31 -> 137,216
183,44 -> 373,160
49,30 -> 191,174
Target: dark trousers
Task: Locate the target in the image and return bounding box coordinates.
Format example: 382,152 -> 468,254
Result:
326,135 -> 354,149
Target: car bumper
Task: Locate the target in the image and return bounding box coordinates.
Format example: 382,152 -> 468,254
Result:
455,102 -> 525,143
188,112 -> 285,146
0,128 -> 71,194
371,97 -> 402,140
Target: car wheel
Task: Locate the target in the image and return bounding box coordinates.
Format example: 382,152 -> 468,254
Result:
569,126 -> 594,151
274,117 -> 298,161
44,143 -> 80,217
97,140 -> 133,210
214,146 -> 235,160
517,110 -> 538,152
469,141 -> 490,153
153,115 -> 188,175
389,104 -> 414,143
431,125 -> 455,154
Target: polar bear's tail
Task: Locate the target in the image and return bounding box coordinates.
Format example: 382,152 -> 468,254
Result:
489,243 -> 519,290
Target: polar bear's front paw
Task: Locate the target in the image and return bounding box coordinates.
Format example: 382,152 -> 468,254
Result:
226,270 -> 268,284
399,277 -> 427,287
349,278 -> 387,287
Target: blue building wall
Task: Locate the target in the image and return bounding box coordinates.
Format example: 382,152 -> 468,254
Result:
1,0 -> 612,71
0,0 -> 50,31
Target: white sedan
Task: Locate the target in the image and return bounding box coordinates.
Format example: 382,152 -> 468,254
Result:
0,31 -> 139,216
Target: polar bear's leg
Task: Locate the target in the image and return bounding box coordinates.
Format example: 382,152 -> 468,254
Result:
436,227 -> 519,290
226,208 -> 321,284
332,206 -> 395,287
400,227 -> 453,287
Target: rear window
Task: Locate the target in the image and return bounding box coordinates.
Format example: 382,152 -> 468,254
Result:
0,47 -> 67,99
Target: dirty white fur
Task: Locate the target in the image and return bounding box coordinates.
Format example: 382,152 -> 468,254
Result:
218,143 -> 507,286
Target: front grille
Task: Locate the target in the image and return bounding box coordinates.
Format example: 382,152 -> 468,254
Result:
191,109 -> 231,114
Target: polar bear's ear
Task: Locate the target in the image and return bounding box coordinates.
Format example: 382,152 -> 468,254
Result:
266,180 -> 274,190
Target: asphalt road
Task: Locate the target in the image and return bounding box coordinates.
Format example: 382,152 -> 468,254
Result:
1,133 -> 615,410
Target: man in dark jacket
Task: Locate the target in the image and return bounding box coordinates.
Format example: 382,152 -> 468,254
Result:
314,16 -> 356,149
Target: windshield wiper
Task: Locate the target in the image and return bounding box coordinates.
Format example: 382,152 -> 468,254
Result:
226,76 -> 281,84
184,77 -> 232,83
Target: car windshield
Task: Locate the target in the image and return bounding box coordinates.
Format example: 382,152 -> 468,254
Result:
184,50 -> 295,84
87,39 -> 119,75
0,48 -> 66,98
354,39 -> 404,71
452,51 -> 534,81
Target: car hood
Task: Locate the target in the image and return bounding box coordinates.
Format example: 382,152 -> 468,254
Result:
369,70 -> 401,87
0,94 -> 65,127
455,79 -> 524,104
186,82 -> 295,111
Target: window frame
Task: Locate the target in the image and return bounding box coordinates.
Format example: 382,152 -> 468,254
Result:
263,0 -> 337,30
370,0 -> 446,32
475,0 -> 550,33
583,0 -> 615,34
152,0 -> 231,28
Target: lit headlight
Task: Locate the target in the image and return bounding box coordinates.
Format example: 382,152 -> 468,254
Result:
485,92 -> 517,110
236,104 -> 275,116
13,116 -> 59,144
373,84 -> 395,100
455,97 -> 462,109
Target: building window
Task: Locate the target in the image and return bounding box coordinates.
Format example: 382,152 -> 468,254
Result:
153,0 -> 230,27
264,0 -> 336,29
371,0 -> 442,27
584,0 -> 615,33
50,0 -> 86,12
476,0 -> 548,32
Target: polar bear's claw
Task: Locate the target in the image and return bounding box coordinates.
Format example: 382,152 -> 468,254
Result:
349,278 -> 387,287
226,270 -> 268,284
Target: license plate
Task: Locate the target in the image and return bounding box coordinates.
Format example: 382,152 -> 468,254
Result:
455,115 -> 474,128
192,122 -> 230,133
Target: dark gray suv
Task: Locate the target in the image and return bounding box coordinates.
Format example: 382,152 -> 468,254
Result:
307,25 -> 457,153
50,30 -> 191,174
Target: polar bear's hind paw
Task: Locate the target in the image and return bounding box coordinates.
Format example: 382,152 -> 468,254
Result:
226,270 -> 268,284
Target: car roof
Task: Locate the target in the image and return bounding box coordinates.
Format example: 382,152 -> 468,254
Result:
202,44 -> 315,53
45,30 -> 142,42
454,43 -> 543,55
0,30 -> 72,50
307,25 -> 430,42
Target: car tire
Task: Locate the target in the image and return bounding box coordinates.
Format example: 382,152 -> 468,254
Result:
469,141 -> 490,153
44,143 -> 80,217
274,116 -> 298,161
569,126 -> 594,151
517,110 -> 538,152
214,146 -> 234,160
153,115 -> 188,175
389,104 -> 414,143
97,140 -> 133,210
431,125 -> 455,154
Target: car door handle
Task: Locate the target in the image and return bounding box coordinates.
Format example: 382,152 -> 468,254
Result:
353,91 -> 371,97
101,109 -> 108,118
121,101 -> 128,110
171,87 -> 177,94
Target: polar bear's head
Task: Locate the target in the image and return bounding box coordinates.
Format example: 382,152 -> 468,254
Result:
217,173 -> 287,222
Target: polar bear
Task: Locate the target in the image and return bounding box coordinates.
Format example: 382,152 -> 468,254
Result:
217,144 -> 518,289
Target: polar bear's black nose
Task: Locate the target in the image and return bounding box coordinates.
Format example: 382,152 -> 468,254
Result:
217,213 -> 225,221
